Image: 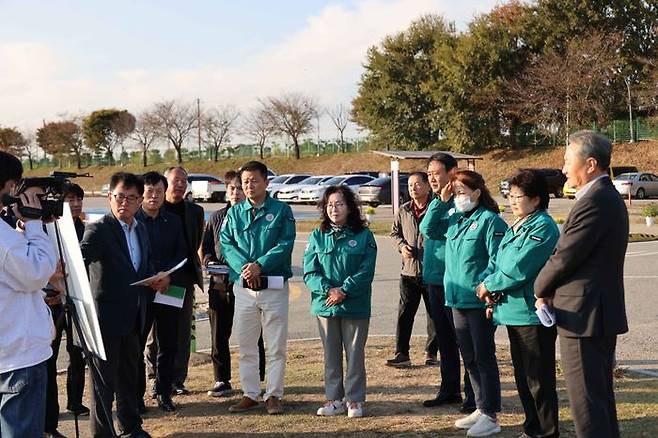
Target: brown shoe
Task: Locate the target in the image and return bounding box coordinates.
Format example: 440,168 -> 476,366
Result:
265,396 -> 284,415
228,396 -> 259,413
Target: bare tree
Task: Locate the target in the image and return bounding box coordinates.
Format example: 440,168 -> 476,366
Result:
202,105 -> 240,162
504,32 -> 621,144
328,103 -> 350,152
130,111 -> 160,167
152,100 -> 198,163
262,93 -> 317,159
242,106 -> 277,159
21,131 -> 39,170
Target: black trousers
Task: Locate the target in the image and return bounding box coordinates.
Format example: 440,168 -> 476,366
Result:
173,285 -> 195,386
208,284 -> 266,383
561,335 -> 619,438
427,285 -> 474,403
90,327 -> 142,438
507,325 -> 559,438
452,307 -> 501,415
138,303 -> 179,398
45,304 -> 86,432
395,276 -> 437,356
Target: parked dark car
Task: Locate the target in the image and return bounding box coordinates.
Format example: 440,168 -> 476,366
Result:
358,174 -> 411,207
499,168 -> 567,198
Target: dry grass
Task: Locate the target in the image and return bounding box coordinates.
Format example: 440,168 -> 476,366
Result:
26,140 -> 658,193
56,337 -> 658,437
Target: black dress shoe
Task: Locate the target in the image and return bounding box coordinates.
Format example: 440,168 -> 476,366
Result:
131,429 -> 153,438
172,383 -> 189,395
66,403 -> 90,416
422,392 -> 462,407
157,394 -> 177,412
460,402 -> 477,414
44,430 -> 67,438
138,400 -> 147,415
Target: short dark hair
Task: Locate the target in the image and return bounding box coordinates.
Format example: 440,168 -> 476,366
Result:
508,169 -> 550,211
408,171 -> 429,183
318,185 -> 367,233
427,152 -> 458,172
142,171 -> 168,190
224,170 -> 240,184
239,161 -> 268,180
109,172 -> 144,196
0,151 -> 23,189
62,183 -> 84,200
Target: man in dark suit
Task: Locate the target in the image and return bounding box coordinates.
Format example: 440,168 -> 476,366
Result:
81,173 -> 170,438
160,166 -> 204,395
535,130 -> 628,438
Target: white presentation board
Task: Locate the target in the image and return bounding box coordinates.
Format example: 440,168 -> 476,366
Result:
46,204 -> 106,361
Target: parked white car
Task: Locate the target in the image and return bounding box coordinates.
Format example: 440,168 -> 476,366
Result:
613,172 -> 658,199
277,175 -> 334,203
267,174 -> 311,198
298,174 -> 375,204
187,173 -> 226,202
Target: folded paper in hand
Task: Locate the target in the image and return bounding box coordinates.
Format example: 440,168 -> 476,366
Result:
154,285 -> 185,308
205,264 -> 230,275
535,304 -> 556,327
130,258 -> 187,286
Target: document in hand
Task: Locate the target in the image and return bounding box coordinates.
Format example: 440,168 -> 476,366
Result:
205,264 -> 230,275
154,285 -> 186,308
130,258 -> 188,287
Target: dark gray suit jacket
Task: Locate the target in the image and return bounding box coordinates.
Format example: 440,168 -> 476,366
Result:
534,176 -> 629,338
81,213 -> 154,338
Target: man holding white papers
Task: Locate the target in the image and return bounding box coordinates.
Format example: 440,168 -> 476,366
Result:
81,172 -> 169,438
221,161 -> 296,415
136,172 -> 186,412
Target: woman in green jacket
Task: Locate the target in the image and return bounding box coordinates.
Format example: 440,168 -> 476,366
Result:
477,169 -> 560,438
441,170 -> 508,437
303,185 -> 377,419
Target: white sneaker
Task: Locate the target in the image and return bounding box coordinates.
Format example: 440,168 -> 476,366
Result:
466,414 -> 501,437
316,400 -> 346,416
455,409 -> 482,429
347,402 -> 364,418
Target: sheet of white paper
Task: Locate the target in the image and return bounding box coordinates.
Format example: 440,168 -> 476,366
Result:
267,276 -> 285,289
153,292 -> 184,308
130,258 -> 188,286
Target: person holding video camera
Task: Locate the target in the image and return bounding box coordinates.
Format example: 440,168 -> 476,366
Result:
0,151 -> 58,437
81,172 -> 170,438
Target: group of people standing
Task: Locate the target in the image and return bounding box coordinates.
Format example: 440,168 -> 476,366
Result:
0,128 -> 628,438
386,130 -> 628,437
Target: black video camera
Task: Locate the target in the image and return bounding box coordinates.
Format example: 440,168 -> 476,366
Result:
1,171 -> 91,220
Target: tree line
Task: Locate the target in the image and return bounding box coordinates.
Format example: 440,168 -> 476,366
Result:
351,0 -> 658,152
0,95 -> 354,169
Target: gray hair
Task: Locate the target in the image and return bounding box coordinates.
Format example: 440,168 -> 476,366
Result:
568,130 -> 612,170
164,166 -> 188,178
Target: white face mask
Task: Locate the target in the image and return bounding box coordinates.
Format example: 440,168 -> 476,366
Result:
454,194 -> 477,213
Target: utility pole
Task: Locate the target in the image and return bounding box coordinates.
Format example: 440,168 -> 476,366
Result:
197,98 -> 202,159
316,111 -> 321,157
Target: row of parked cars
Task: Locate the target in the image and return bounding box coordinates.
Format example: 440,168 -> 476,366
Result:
499,166 -> 657,199
185,171 -> 412,206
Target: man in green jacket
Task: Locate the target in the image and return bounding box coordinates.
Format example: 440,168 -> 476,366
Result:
419,152 -> 474,412
220,161 -> 296,415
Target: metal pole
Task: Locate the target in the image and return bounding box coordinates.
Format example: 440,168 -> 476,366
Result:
316,112 -> 321,157
391,160 -> 400,216
197,98 -> 202,159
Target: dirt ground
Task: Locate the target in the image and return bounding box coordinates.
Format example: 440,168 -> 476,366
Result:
54,337 -> 658,437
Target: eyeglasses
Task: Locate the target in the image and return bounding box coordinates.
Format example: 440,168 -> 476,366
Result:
508,194 -> 527,202
327,202 -> 346,209
112,193 -> 141,204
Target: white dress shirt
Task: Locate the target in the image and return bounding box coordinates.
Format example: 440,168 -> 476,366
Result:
0,219 -> 57,373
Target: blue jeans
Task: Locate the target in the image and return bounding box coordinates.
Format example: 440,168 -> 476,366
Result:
0,361 -> 48,437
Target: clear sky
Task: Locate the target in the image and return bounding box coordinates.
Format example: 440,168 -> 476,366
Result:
0,0 -> 501,139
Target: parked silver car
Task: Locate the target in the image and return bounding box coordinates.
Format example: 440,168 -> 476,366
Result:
277,175 -> 334,203
298,174 -> 375,204
266,174 -> 312,198
613,172 -> 658,199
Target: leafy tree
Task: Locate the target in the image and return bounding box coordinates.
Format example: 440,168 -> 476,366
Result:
82,109 -> 136,165
352,15 -> 455,150
0,127 -> 27,157
37,120 -> 85,168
